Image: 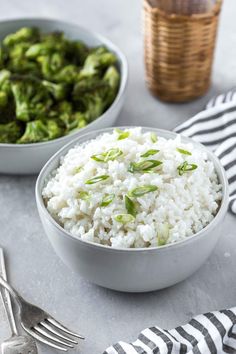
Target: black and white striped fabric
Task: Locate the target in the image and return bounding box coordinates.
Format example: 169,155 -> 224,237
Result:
174,94 -> 236,215
104,308 -> 236,354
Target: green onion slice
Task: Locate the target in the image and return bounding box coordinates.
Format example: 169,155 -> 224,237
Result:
79,191 -> 91,200
177,161 -> 198,176
100,193 -> 115,207
85,175 -> 109,184
115,128 -> 130,140
104,148 -> 123,161
91,148 -> 123,162
90,154 -> 105,162
114,214 -> 135,224
125,195 -> 137,216
128,185 -> 158,197
141,149 -> 160,158
128,159 -> 162,173
176,148 -> 192,156
74,166 -> 83,173
150,132 -> 158,143
157,223 -> 170,246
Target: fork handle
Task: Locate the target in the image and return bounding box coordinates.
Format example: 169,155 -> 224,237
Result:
0,274 -> 24,309
0,249 -> 18,335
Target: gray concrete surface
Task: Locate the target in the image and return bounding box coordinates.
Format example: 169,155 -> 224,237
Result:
0,0 -> 236,353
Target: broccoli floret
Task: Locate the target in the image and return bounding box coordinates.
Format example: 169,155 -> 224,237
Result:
3,27 -> 39,47
69,41 -> 89,65
42,80 -> 68,100
37,53 -> 65,80
78,47 -> 117,78
73,65 -> 119,120
60,111 -> 86,133
17,119 -> 63,143
11,76 -> 52,121
102,65 -> 120,106
8,42 -> 31,60
73,76 -> 107,98
55,65 -> 79,83
0,69 -> 11,95
80,93 -> 105,122
69,112 -> 87,131
0,121 -> 22,143
0,91 -> 8,107
26,42 -> 67,59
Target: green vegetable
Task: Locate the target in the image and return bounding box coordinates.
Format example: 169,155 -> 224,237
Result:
74,166 -> 83,174
100,193 -> 115,207
141,149 -> 159,158
176,148 -> 192,156
128,160 -> 162,173
0,121 -> 22,143
17,119 -> 62,143
42,80 -> 68,100
85,175 -> 109,184
0,27 -> 120,144
79,191 -> 91,200
78,47 -> 117,78
114,214 -> 135,224
150,132 -> 157,143
125,195 -> 137,217
91,148 -> 123,162
3,27 -> 39,46
157,223 -> 170,246
128,185 -> 158,197
115,128 -> 130,140
11,76 -> 52,122
0,91 -> 8,107
177,161 -> 198,176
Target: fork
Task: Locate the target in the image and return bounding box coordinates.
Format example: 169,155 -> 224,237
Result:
0,275 -> 84,351
0,248 -> 38,354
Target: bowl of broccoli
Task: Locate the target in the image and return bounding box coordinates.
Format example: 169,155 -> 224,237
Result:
0,18 -> 128,174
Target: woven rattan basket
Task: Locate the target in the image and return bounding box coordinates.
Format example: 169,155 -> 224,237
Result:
143,0 -> 222,102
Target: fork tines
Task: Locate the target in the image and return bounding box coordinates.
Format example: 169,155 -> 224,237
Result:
23,317 -> 84,352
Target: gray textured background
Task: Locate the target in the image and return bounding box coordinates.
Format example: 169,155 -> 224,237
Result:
0,1 -> 236,353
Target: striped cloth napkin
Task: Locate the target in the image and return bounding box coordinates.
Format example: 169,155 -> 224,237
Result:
104,308 -> 236,354
104,91 -> 236,354
174,91 -> 236,214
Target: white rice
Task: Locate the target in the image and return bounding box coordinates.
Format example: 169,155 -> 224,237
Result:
42,128 -> 222,248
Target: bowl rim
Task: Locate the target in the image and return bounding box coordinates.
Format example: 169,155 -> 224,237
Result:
0,17 -> 128,149
35,126 -> 229,253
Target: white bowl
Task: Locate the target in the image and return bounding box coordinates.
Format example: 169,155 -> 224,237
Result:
36,127 -> 229,292
0,18 -> 128,174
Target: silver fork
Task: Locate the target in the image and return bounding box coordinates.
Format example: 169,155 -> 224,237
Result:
0,274 -> 84,352
0,248 -> 38,354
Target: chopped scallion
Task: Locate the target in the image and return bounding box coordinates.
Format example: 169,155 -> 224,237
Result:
157,223 -> 170,246
91,148 -> 123,162
150,132 -> 157,143
115,128 -> 130,140
177,161 -> 198,176
85,175 -> 109,184
176,148 -> 192,156
141,149 -> 159,158
114,214 -> 135,224
125,195 -> 137,216
128,159 -> 162,173
128,185 -> 158,197
100,193 -> 115,207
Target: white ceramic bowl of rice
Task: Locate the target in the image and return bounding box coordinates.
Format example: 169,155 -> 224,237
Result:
36,127 -> 228,292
